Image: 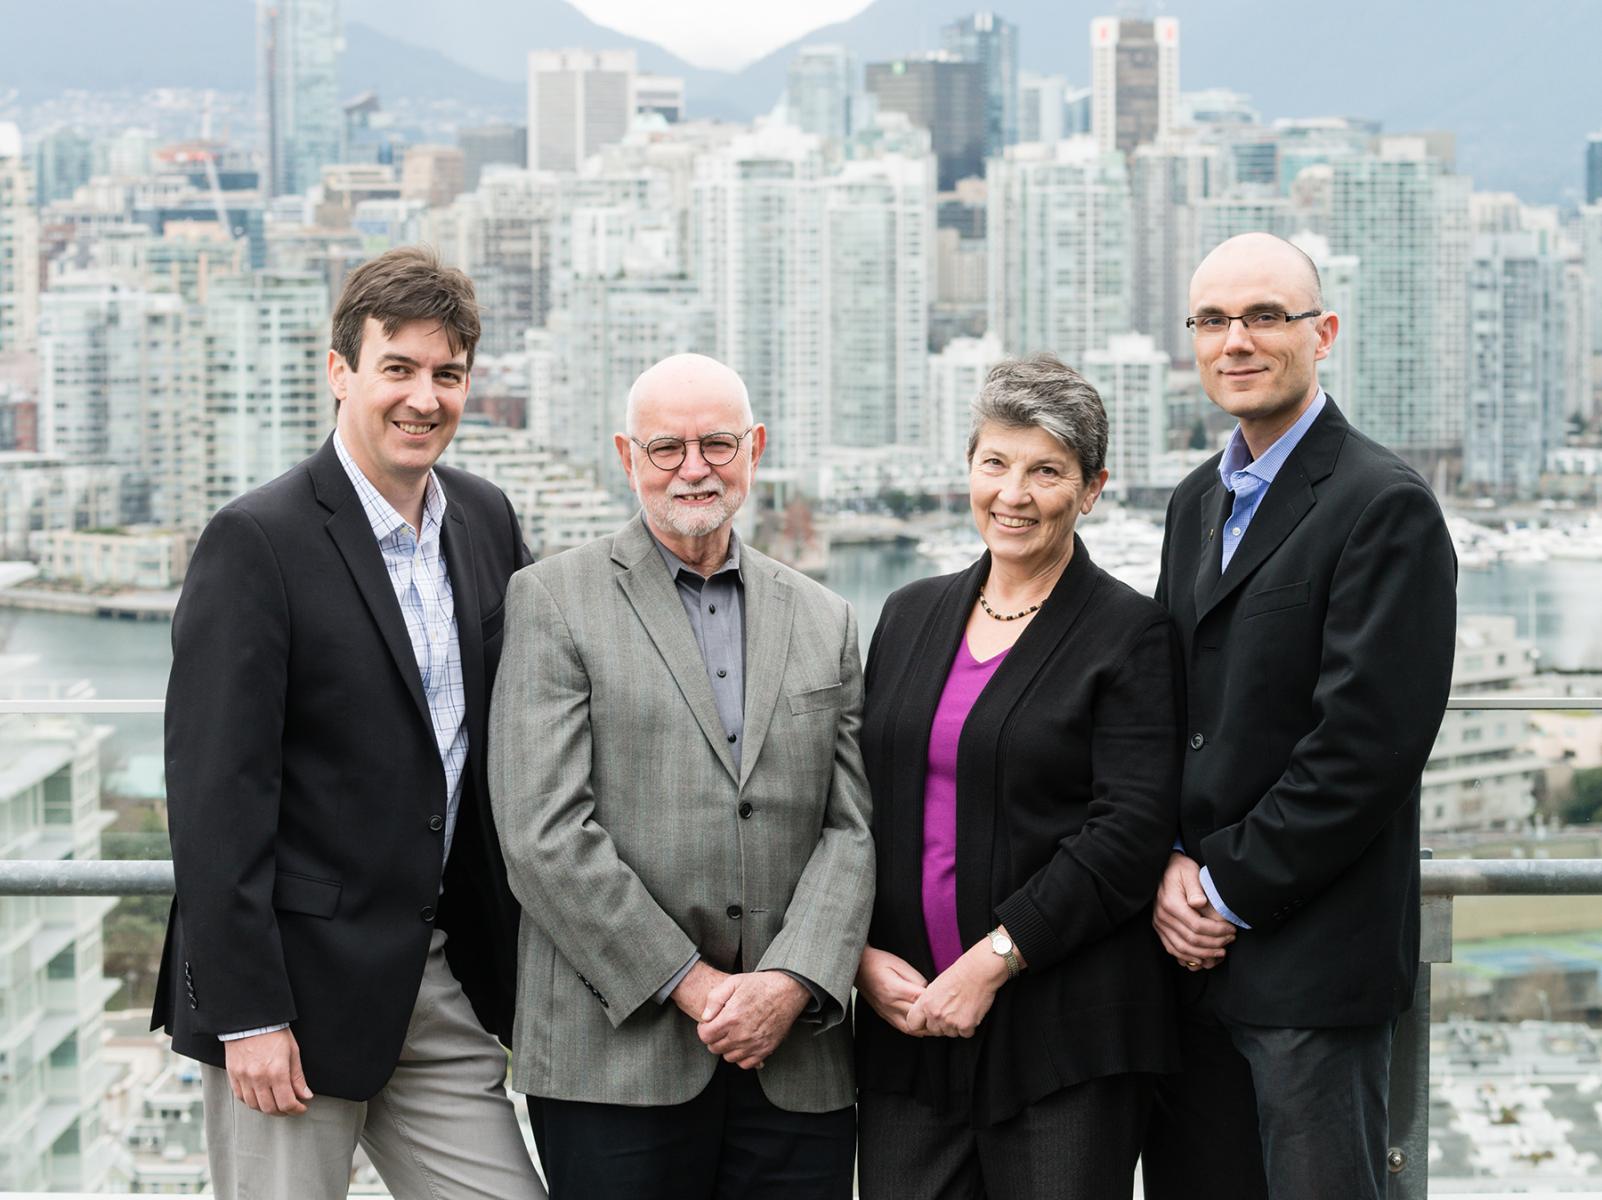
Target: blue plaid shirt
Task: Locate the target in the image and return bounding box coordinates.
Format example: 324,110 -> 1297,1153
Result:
334,431 -> 468,865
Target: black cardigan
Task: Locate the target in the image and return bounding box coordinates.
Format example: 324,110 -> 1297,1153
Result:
855,537 -> 1184,1127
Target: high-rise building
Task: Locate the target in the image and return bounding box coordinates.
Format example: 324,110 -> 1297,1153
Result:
428,171 -> 552,357
1464,230 -> 1570,496
787,45 -> 857,145
545,278 -> 714,471
1422,615 -> 1544,834
31,126 -> 93,206
258,0 -> 343,197
0,704 -> 121,1193
1083,333 -> 1167,490
0,456 -> 123,556
457,124 -> 527,191
1291,231 -> 1359,409
865,55 -> 986,191
693,124 -> 826,486
822,154 -> 934,449
1581,205 -> 1602,420
400,145 -> 466,209
928,333 -> 1002,468
1018,72 -> 1067,146
1131,138 -> 1220,360
941,12 -> 1019,160
527,50 -> 637,173
1587,132 -> 1602,205
195,271 -> 328,526
988,138 -> 1131,369
1328,144 -> 1471,469
0,126 -> 40,355
1090,15 -> 1179,158
38,280 -> 195,526
1194,188 -> 1293,255
635,75 -> 686,125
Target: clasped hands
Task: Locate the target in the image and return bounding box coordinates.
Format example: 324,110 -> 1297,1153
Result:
1151,850 -> 1237,972
673,961 -> 809,1071
855,937 -> 1014,1040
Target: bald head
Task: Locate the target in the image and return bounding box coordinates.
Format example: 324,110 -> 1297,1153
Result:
625,353 -> 753,437
1191,232 -> 1323,312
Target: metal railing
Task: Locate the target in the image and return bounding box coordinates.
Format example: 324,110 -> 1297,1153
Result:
5,694 -> 1602,1198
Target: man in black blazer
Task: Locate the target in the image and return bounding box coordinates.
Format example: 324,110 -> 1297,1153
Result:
1141,233 -> 1456,1200
152,247 -> 544,1198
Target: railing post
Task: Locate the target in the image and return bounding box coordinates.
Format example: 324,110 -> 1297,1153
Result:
1388,848 -> 1451,1200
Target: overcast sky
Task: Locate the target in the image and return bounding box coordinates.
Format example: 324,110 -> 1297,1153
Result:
567,0 -> 876,70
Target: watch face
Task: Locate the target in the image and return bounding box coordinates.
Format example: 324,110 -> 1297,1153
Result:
991,933 -> 1013,954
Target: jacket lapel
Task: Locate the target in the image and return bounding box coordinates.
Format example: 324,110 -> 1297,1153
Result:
886,557 -> 985,975
953,537 -> 1100,944
1194,401 -> 1347,623
612,516 -> 739,783
1193,481 -> 1229,619
310,438 -> 432,733
736,552 -> 794,791
441,502 -> 485,758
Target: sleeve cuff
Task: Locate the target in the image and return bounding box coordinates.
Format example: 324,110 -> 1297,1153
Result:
773,970 -> 825,1023
654,951 -> 700,1005
1199,867 -> 1252,930
218,1023 -> 290,1042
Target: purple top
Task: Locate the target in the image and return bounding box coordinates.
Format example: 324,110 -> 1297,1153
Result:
922,637 -> 1009,974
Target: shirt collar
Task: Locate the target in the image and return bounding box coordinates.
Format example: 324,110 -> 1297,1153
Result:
645,521 -> 743,585
1218,390 -> 1327,490
332,429 -> 448,544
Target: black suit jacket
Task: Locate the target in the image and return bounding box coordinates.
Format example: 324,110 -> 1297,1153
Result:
1156,398 -> 1456,1028
151,436 -> 532,1100
855,540 -> 1183,1128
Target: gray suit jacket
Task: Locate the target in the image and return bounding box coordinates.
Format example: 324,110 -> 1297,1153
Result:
488,514 -> 874,1112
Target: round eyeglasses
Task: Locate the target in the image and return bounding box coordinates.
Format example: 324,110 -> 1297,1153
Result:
629,428 -> 753,471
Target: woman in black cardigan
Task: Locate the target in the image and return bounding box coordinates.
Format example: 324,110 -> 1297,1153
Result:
855,354 -> 1188,1199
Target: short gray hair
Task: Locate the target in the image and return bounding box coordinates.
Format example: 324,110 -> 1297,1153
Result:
967,354 -> 1108,477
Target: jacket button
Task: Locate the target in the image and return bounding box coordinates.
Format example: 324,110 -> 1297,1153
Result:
428,815 -> 444,831
726,904 -> 743,920
420,905 -> 436,922
738,802 -> 753,819
1189,733 -> 1205,750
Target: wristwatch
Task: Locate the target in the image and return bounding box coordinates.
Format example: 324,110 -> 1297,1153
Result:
988,928 -> 1022,979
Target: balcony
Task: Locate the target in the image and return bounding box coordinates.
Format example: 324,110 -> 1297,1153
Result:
3,696 -> 1602,1196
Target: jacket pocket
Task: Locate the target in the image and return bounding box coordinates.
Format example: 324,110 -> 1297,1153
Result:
272,870 -> 342,919
788,682 -> 844,715
1240,580 -> 1311,618
481,600 -> 506,641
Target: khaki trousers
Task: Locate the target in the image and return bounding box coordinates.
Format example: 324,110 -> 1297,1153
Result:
201,930 -> 545,1200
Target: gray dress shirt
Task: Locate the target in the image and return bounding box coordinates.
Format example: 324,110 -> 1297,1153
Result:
644,526 -> 821,1016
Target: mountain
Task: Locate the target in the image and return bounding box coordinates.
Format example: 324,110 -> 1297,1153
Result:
331,0 -> 750,118
6,0 -> 1594,202
341,23 -> 522,111
703,0 -> 1598,204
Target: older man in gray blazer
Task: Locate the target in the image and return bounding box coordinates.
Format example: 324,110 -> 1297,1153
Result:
488,353 -> 873,1199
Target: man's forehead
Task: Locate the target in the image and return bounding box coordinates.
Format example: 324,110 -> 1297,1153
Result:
1191,242 -> 1317,308
633,388 -> 748,433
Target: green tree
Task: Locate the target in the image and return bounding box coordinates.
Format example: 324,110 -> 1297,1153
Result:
1560,767 -> 1602,825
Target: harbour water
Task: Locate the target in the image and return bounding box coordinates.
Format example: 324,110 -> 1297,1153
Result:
5,537 -> 1601,705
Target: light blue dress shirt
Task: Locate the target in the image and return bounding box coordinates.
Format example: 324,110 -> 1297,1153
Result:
1197,392 -> 1327,930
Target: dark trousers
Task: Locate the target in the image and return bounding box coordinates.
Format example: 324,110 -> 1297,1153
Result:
858,1073 -> 1153,1200
529,1059 -> 855,1200
1143,975 -> 1394,1200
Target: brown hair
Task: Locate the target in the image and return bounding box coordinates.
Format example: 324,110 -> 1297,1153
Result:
330,246 -> 480,406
